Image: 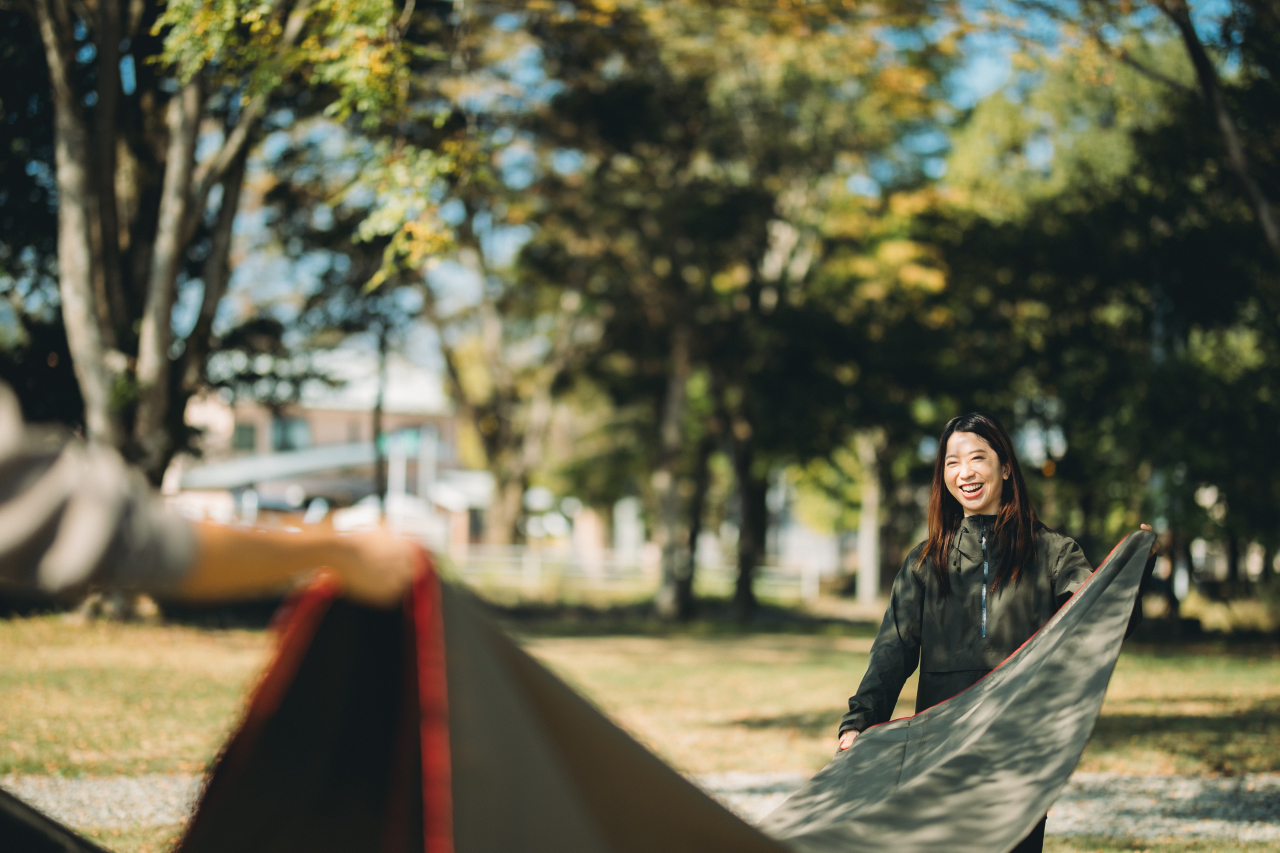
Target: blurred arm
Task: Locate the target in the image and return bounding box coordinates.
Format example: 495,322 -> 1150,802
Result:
181,522 -> 419,607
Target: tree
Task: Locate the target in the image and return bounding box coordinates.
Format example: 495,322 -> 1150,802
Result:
996,0 -> 1280,274
924,39 -> 1280,575
515,0 -> 956,617
2,0 -> 453,481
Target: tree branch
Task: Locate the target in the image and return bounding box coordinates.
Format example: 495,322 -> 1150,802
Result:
133,76 -> 201,477
1154,0 -> 1280,273
180,146 -> 249,395
1098,35 -> 1198,96
92,0 -> 129,343
182,0 -> 314,244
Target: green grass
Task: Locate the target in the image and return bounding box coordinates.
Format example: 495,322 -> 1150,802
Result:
524,635 -> 1280,776
3,614 -> 1280,852
1078,649 -> 1280,775
0,616 -> 268,776
1046,839 -> 1271,853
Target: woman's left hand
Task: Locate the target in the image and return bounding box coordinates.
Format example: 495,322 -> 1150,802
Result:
1139,524 -> 1159,556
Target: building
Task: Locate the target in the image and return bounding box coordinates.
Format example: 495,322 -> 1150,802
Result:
169,347 -> 492,553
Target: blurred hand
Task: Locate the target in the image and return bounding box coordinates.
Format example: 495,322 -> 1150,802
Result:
838,730 -> 858,751
332,531 -> 420,608
1140,523 -> 1159,556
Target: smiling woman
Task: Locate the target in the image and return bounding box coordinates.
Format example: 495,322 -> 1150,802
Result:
834,412 -> 1111,853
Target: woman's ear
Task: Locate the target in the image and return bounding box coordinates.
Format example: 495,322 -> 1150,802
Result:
1002,463 -> 1011,480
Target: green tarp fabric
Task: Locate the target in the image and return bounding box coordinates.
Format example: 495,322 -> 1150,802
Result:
0,530 -> 1153,853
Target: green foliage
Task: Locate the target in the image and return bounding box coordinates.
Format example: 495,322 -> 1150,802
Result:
156,0 -> 411,125
922,21 -> 1280,561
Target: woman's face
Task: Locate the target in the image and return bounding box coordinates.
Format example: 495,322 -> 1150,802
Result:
943,431 -> 1010,517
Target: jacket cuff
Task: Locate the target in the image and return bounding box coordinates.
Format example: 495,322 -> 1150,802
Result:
839,710 -> 873,736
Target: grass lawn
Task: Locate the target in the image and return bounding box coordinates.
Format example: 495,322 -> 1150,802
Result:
2,612 -> 1279,852
523,635 -> 1280,776
0,617 -> 268,776
1044,841 -> 1269,853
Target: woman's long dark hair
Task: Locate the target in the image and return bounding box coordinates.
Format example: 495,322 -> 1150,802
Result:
918,412 -> 1041,593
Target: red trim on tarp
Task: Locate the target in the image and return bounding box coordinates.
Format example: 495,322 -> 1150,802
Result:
179,556 -> 455,853
413,550 -> 454,853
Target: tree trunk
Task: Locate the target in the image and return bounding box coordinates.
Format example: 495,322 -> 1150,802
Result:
654,322 -> 692,621
731,423 -> 768,621
91,0 -> 128,345
134,78 -> 201,480
34,0 -> 121,446
855,430 -> 882,607
674,431 -> 716,620
1225,531 -> 1240,584
483,474 -> 525,545
372,325 -> 389,501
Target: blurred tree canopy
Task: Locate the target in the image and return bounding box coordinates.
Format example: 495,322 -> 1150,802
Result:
4,0 -> 1278,618
922,19 -> 1280,578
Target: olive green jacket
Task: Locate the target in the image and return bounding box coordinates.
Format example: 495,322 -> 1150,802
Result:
839,518 -> 1093,736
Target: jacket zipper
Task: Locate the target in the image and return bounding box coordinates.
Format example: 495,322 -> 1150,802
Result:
980,519 -> 989,638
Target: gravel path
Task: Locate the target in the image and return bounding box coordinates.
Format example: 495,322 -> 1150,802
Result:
693,772 -> 1280,841
5,771 -> 1280,841
0,774 -> 202,829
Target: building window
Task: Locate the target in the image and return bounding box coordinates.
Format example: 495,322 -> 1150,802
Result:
231,423 -> 257,452
271,417 -> 312,451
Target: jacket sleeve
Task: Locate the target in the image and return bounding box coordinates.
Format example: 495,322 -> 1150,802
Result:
1051,538 -> 1093,607
839,552 -> 924,736
0,385 -> 196,596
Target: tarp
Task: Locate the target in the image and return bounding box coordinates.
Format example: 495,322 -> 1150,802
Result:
0,530 -> 1154,853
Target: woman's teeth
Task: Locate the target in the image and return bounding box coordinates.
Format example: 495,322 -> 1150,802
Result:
960,484 -> 982,496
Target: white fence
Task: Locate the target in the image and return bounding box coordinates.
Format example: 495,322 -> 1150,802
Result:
443,545 -> 822,603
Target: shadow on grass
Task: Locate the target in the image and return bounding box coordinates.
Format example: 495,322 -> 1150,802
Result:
488,596 -> 880,638
1087,698 -> 1280,774
729,709 -> 844,738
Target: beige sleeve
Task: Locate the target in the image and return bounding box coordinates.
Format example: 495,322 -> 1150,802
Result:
0,385 -> 196,595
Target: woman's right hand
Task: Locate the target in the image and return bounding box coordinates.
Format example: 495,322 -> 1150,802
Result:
838,730 -> 858,751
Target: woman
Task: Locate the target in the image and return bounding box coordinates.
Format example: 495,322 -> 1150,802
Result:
835,412 -> 1092,853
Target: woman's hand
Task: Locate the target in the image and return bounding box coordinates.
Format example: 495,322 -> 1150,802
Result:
838,730 -> 858,751
1140,523 -> 1159,556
